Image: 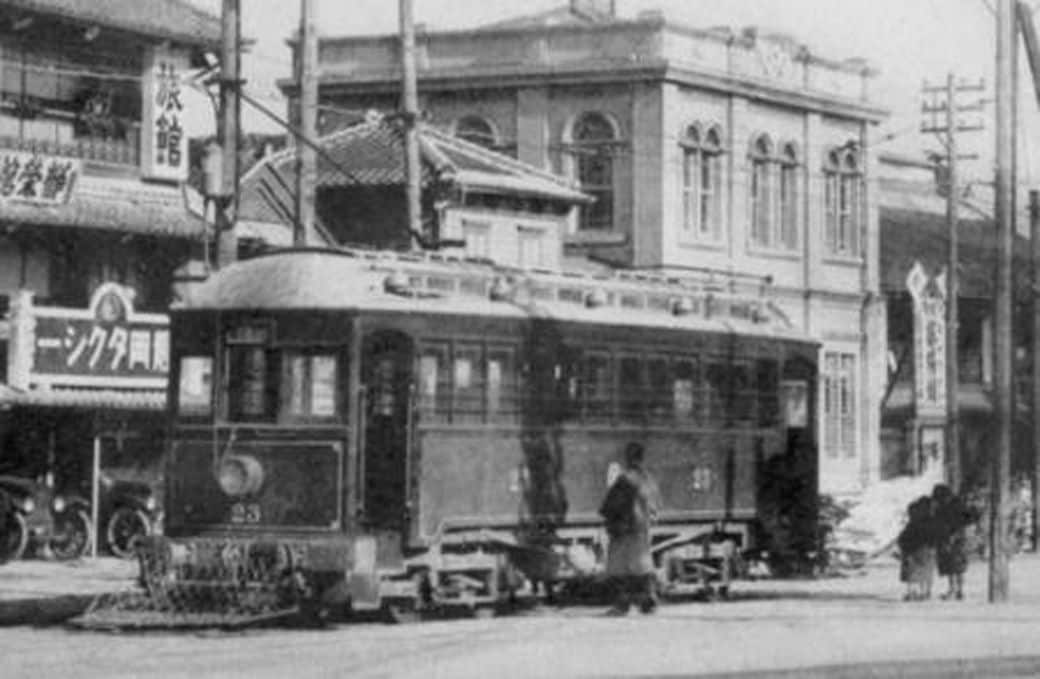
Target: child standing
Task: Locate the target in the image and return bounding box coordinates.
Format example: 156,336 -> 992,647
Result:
898,496 -> 937,601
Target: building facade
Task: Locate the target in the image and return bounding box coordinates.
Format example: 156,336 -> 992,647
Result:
284,2 -> 888,494
0,1 -> 219,513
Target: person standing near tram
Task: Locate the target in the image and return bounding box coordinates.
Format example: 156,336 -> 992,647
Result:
599,442 -> 661,615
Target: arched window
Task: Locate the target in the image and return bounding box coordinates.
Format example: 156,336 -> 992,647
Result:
571,112 -> 616,231
778,142 -> 799,249
749,135 -> 800,251
454,115 -> 497,149
749,134 -> 773,247
824,144 -> 862,257
680,123 -> 724,242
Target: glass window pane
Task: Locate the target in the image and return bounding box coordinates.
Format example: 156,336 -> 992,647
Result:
619,356 -> 643,421
584,354 -> 612,419
178,356 -> 212,416
487,346 -> 516,421
310,355 -> 337,416
454,344 -> 484,421
673,359 -> 697,420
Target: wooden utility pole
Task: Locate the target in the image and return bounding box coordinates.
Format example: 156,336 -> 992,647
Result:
921,76 -> 985,490
1018,1 -> 1040,553
400,0 -> 422,248
294,0 -> 318,248
991,0 -> 1015,604
216,0 -> 241,269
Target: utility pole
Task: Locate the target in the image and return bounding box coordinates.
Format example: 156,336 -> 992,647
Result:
294,0 -> 318,248
991,0 -> 1016,604
216,0 -> 241,269
400,0 -> 422,249
921,75 -> 985,491
1018,1 -> 1040,553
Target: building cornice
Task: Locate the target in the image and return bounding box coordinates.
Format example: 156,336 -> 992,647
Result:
287,59 -> 887,124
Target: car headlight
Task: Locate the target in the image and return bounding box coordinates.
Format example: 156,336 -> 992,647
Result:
145,496 -> 158,513
217,455 -> 265,497
21,497 -> 35,514
51,496 -> 65,514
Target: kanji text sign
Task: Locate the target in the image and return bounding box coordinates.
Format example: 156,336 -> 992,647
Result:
0,152 -> 79,204
141,46 -> 189,182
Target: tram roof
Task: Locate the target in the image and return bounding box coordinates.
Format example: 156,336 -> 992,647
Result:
179,249 -> 815,343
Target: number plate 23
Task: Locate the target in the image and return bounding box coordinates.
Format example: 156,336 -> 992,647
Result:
230,502 -> 262,524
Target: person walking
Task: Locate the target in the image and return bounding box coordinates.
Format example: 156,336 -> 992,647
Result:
599,442 -> 660,616
932,483 -> 977,600
897,495 -> 937,601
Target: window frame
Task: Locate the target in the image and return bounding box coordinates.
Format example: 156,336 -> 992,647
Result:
571,112 -> 618,232
680,123 -> 724,244
279,349 -> 341,423
749,135 -> 800,253
823,146 -> 863,258
822,351 -> 858,459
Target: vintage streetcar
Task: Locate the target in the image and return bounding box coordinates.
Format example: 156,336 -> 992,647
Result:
132,247 -> 819,622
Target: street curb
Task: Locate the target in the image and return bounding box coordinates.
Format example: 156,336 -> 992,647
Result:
0,593 -> 98,627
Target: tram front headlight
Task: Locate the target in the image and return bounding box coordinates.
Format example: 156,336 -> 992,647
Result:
21,497 -> 35,514
50,496 -> 65,514
144,495 -> 158,513
216,455 -> 265,497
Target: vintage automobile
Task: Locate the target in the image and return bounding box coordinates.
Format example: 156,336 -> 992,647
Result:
0,475 -> 92,563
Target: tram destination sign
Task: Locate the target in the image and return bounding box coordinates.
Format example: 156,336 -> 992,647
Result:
27,283 -> 169,389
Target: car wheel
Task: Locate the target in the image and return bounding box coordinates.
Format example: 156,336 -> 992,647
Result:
50,509 -> 92,560
0,512 -> 28,564
107,507 -> 151,559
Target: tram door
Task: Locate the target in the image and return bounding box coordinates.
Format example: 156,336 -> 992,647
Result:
360,331 -> 414,531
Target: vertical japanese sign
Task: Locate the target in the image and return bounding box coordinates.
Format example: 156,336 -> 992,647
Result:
906,261 -> 947,417
141,46 -> 189,183
29,283 -> 169,389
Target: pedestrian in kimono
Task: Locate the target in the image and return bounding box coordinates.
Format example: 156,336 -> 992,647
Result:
898,495 -> 937,601
599,442 -> 660,615
932,483 -> 977,600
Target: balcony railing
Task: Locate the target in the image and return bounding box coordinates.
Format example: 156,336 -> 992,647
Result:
0,126 -> 141,167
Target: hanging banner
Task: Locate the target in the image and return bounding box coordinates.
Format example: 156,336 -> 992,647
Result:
26,283 -> 169,390
906,261 -> 947,418
141,46 -> 190,183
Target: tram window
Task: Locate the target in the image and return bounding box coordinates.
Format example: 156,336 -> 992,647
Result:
178,356 -> 213,417
704,360 -> 729,424
732,362 -> 754,424
227,345 -> 278,422
418,343 -> 451,421
583,353 -> 612,420
619,357 -> 644,421
487,346 -> 518,421
647,358 -> 671,420
281,352 -> 338,419
757,359 -> 780,426
454,343 -> 485,422
673,359 -> 697,421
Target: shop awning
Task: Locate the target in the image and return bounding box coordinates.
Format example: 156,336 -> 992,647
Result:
0,174 -> 207,241
0,384 -> 166,411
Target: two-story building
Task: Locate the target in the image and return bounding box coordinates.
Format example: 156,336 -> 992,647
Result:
0,1 -> 219,512
280,1 -> 889,494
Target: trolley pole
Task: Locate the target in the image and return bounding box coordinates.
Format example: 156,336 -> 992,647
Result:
294,0 -> 318,248
400,0 -> 423,248
216,0 -> 241,269
990,0 -> 1016,604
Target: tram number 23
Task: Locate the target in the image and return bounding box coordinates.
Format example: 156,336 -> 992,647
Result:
230,502 -> 262,524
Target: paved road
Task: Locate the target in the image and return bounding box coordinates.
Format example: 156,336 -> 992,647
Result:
5,558 -> 1040,679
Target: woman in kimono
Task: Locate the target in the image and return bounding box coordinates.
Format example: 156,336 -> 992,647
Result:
599,442 -> 660,615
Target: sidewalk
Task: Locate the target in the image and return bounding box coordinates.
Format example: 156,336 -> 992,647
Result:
0,557 -> 137,626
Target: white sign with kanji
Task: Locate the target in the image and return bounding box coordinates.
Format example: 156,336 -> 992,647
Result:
0,152 -> 79,204
141,46 -> 190,183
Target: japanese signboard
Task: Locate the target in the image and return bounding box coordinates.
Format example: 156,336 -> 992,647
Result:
906,261 -> 947,418
0,152 -> 78,204
28,283 -> 169,390
141,46 -> 189,183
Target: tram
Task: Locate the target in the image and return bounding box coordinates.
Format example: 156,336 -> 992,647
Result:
151,247 -> 819,617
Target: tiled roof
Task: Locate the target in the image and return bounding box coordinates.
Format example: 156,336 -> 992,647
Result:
237,118 -> 588,235
0,174 -> 208,240
0,0 -> 221,48
0,384 -> 166,411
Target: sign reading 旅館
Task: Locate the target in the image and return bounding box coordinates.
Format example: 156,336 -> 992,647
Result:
26,283 -> 169,390
141,45 -> 190,183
